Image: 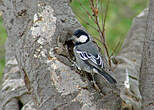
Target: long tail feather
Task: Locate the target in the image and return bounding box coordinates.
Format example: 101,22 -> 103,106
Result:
94,67 -> 117,84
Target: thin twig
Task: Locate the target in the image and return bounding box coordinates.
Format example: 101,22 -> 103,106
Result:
102,0 -> 110,36
94,37 -> 102,43
76,15 -> 98,31
78,0 -> 112,67
90,0 -> 111,67
109,39 -> 122,58
78,0 -> 95,22
96,0 -> 98,10
101,0 -> 104,29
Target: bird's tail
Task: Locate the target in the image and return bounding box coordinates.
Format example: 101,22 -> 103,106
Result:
94,67 -> 117,84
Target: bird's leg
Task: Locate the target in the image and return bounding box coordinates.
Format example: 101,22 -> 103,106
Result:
72,61 -> 81,70
90,71 -> 101,93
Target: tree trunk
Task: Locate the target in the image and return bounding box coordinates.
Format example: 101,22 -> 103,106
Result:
0,0 -> 153,110
0,0 -> 121,110
140,0 -> 154,110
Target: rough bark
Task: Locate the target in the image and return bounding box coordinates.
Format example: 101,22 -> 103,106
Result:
140,0 -> 154,110
0,0 -> 120,110
0,0 -> 152,110
0,0 -> 36,110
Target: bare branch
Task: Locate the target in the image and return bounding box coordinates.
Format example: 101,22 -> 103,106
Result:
78,0 -> 95,22
77,0 -> 112,67
76,15 -> 98,31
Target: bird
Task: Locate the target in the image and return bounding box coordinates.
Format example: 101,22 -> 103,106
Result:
68,29 -> 117,85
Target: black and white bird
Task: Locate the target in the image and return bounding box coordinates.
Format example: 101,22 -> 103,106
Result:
68,29 -> 117,84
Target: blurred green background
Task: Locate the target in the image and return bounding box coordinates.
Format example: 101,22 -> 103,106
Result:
0,0 -> 147,81
71,0 -> 148,54
0,15 -> 7,81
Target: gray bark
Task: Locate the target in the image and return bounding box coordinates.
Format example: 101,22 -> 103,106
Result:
0,0 -> 120,110
112,8 -> 148,110
0,0 -> 152,110
140,0 -> 154,110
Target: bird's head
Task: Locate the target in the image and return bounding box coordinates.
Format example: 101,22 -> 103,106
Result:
68,29 -> 90,45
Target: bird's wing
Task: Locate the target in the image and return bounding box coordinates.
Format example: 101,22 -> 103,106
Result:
76,50 -> 104,69
76,49 -> 117,84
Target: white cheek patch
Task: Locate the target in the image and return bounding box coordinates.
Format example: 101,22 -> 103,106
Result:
77,35 -> 88,43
